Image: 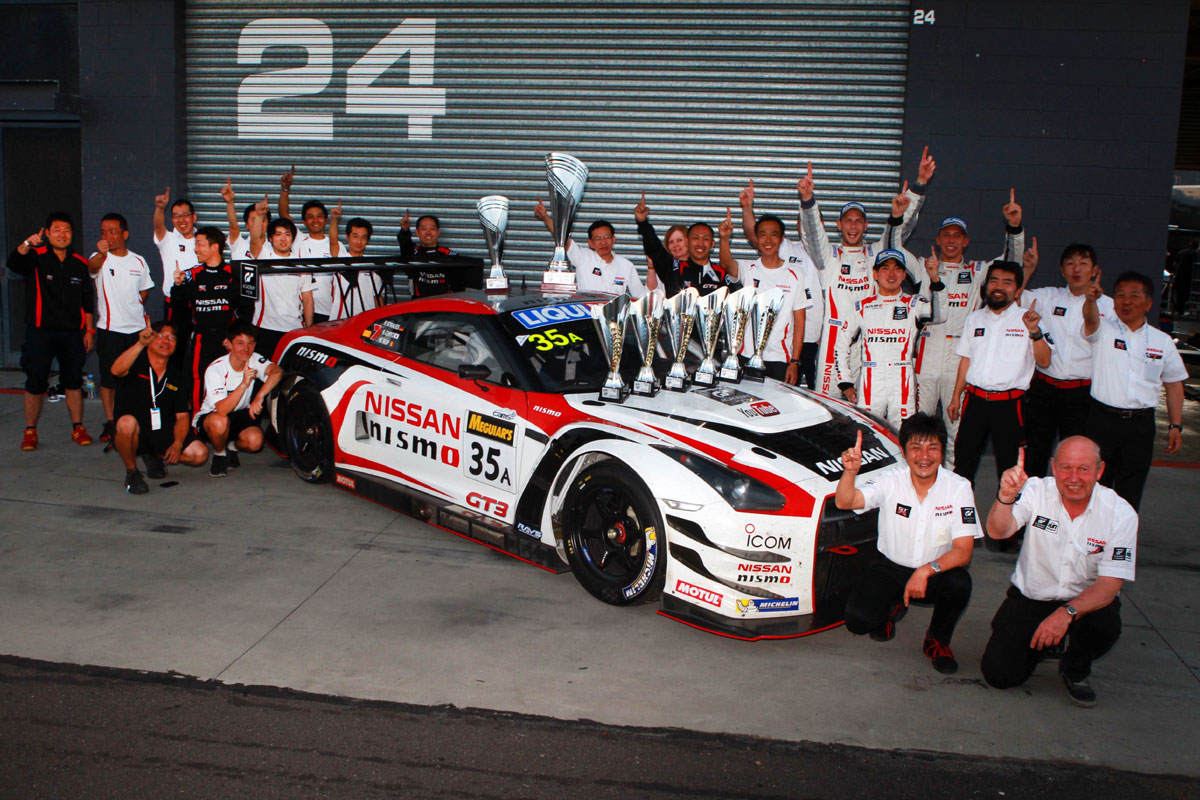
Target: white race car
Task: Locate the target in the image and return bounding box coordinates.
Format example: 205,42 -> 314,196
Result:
268,290 -> 899,640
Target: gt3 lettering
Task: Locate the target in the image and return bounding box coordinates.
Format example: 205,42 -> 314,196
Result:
467,492 -> 508,516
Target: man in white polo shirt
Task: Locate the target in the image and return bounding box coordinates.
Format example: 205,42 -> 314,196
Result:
88,212 -> 154,444
982,436 -> 1137,707
836,413 -> 981,674
1082,270 -> 1186,510
950,261 -> 1052,486
151,187 -> 196,317
534,201 -> 645,299
246,198 -> 314,360
1019,243 -> 1114,478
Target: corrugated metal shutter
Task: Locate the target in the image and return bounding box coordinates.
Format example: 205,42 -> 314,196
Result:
186,1 -> 911,283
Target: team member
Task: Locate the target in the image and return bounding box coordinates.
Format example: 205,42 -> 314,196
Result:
1082,271 -> 1186,510
397,210 -> 485,297
837,250 -> 945,427
194,320 -> 283,477
171,226 -> 240,411
982,437 -> 1136,706
1018,243 -> 1114,478
718,211 -> 812,384
8,213 -> 96,450
325,218 -> 385,320
534,200 -> 646,298
87,213 -> 154,444
914,192 -> 1028,467
949,261 -> 1051,486
151,187 -> 197,317
246,198 -> 314,359
634,193 -> 736,296
835,414 -> 980,673
294,199 -> 338,322
109,321 -> 207,494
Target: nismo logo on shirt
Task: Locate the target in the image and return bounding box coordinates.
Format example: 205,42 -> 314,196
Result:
511,303 -> 592,329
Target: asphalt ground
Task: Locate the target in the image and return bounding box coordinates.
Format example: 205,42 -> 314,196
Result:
1,367 -> 1198,792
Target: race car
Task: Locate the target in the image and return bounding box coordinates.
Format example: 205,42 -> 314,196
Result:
267,290 -> 899,640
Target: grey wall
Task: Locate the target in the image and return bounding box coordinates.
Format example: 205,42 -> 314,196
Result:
900,0 -> 1189,301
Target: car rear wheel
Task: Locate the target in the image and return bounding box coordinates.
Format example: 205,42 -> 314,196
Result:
283,382 -> 334,483
562,461 -> 665,605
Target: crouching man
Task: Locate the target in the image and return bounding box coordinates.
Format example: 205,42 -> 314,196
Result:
110,321 -> 208,494
835,413 -> 980,673
193,320 -> 282,477
982,436 -> 1136,707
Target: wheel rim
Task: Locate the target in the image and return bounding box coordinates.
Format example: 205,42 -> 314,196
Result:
287,391 -> 328,472
571,479 -> 648,587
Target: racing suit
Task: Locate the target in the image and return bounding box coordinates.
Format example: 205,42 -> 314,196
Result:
637,219 -> 737,297
913,225 -> 1024,466
171,261 -> 240,410
836,287 -> 944,428
397,229 -> 484,297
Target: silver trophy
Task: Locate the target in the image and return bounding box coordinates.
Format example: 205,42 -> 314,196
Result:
744,288 -> 787,382
543,152 -> 589,293
663,287 -> 699,391
476,195 -> 509,293
591,294 -> 631,402
692,287 -> 728,387
629,290 -> 665,396
720,286 -> 756,382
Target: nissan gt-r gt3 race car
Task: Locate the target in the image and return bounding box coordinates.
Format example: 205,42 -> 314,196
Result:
267,290 -> 899,640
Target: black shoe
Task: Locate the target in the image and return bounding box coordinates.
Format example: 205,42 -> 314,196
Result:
99,420 -> 115,442
124,469 -> 149,495
210,454 -> 228,477
869,602 -> 908,642
144,454 -> 167,480
1061,668 -> 1097,707
923,636 -> 959,674
226,449 -> 240,469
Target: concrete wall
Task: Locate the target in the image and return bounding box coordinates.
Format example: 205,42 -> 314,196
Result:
901,0 -> 1189,298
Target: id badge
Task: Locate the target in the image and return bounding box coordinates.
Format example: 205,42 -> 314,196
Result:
149,407 -> 162,431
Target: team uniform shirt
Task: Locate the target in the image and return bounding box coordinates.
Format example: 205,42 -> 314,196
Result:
171,262 -> 239,332
229,233 -> 250,262
114,350 -> 187,433
779,238 -> 823,343
1085,317 -> 1188,408
295,232 -> 334,315
856,464 -> 981,569
6,245 -> 95,330
193,352 -> 272,426
1019,287 -> 1113,381
734,260 -> 814,363
252,247 -> 309,333
1008,477 -> 1137,601
635,220 -> 735,297
955,303 -> 1046,391
154,229 -> 196,299
398,229 -> 485,297
567,241 -> 646,299
90,250 -> 154,333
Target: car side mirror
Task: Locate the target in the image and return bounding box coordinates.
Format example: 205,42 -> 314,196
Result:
458,363 -> 491,380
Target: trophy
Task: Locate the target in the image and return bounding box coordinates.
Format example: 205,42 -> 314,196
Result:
720,286 -> 756,382
591,295 -> 631,402
629,290 -> 665,396
543,152 -> 589,293
477,195 -> 510,293
692,287 -> 727,387
744,288 -> 787,382
663,287 -> 699,391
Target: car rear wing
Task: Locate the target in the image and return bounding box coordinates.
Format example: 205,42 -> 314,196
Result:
234,256 -> 484,302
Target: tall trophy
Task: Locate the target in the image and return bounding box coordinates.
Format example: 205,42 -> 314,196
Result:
720,286 -> 756,383
744,288 -> 787,382
630,290 -> 665,396
663,287 -> 699,391
476,195 -> 509,293
692,287 -> 728,387
591,295 -> 631,402
543,152 -> 589,294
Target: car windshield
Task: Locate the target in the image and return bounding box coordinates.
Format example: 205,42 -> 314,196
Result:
499,304 -> 611,393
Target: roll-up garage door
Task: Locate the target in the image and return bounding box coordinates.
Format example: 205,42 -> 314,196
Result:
185,1 -> 911,282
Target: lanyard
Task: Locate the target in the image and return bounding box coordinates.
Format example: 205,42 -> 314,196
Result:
147,363 -> 167,409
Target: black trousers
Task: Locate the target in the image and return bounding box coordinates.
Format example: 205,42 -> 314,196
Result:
844,555 -> 972,643
186,329 -> 232,413
981,586 -> 1121,687
1085,401 -> 1155,511
1024,378 -> 1092,478
954,392 -> 1026,486
799,341 -> 819,389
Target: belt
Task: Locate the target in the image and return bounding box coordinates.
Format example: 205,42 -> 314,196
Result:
1034,372 -> 1091,389
919,331 -> 960,339
863,360 -> 912,368
1093,400 -> 1154,418
966,385 -> 1025,401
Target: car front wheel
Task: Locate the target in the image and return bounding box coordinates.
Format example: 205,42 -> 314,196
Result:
282,382 -> 334,484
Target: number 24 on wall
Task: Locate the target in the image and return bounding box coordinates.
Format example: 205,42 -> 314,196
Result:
237,17 -> 446,141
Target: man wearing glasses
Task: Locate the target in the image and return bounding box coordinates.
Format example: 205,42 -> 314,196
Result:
534,202 -> 646,299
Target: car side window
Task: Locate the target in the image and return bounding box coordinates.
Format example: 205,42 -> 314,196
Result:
405,314 -> 506,382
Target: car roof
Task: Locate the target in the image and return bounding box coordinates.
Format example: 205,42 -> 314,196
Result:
359,288 -> 617,323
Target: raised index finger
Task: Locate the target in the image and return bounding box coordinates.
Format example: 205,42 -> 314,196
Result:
1017,447 -> 1025,470
806,161 -> 813,179
855,429 -> 863,452
1009,187 -> 1016,204
1028,299 -> 1036,312
921,145 -> 929,161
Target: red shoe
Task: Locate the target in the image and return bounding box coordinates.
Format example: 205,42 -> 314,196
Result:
21,428 -> 38,451
71,426 -> 94,446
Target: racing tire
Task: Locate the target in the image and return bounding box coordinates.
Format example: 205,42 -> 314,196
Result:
562,461 -> 666,605
282,382 -> 334,484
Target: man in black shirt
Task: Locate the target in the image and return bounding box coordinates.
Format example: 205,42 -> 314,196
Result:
110,321 -> 207,493
7,212 -> 96,451
396,210 -> 484,297
634,194 -> 737,296
171,226 -> 240,411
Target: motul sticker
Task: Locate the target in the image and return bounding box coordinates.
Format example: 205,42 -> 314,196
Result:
335,474 -> 356,490
675,579 -> 723,608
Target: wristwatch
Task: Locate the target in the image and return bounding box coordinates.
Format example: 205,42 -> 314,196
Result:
929,560 -> 942,574
1169,423 -> 1183,432
1029,329 -> 1044,341
1064,604 -> 1078,621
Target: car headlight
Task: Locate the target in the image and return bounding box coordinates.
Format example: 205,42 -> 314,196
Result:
655,447 -> 785,512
